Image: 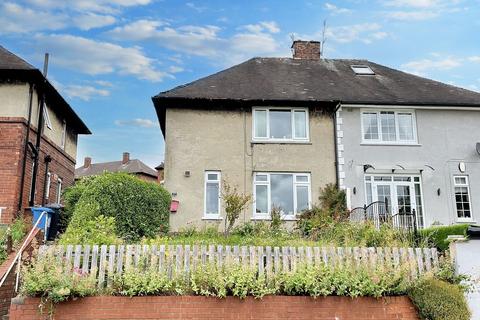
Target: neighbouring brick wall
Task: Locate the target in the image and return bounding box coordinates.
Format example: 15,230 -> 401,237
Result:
10,296 -> 419,320
0,118 -> 76,223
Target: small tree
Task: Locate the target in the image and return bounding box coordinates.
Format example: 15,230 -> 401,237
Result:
221,180 -> 251,235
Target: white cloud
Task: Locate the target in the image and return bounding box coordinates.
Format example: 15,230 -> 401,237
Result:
384,0 -> 440,8
186,2 -> 207,12
63,85 -> 110,101
324,3 -> 351,14
0,2 -> 67,33
388,11 -> 438,20
326,23 -> 387,44
35,34 -> 169,81
107,20 -> 285,65
95,80 -> 114,87
115,118 -> 158,128
241,21 -> 280,34
26,0 -> 152,14
51,79 -> 111,101
469,56 -> 480,63
168,66 -> 184,73
402,56 -> 463,75
73,13 -> 116,30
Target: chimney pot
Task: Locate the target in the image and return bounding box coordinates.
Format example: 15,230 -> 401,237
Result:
84,157 -> 91,168
292,40 -> 321,60
122,152 -> 130,164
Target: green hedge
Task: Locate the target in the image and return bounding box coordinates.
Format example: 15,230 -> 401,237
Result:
409,278 -> 470,320
420,224 -> 469,251
61,173 -> 171,243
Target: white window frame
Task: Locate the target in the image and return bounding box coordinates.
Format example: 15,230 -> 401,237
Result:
56,178 -> 62,204
252,107 -> 310,142
364,174 -> 425,228
204,171 -> 221,219
253,172 -> 311,220
453,175 -> 473,222
61,119 -> 67,150
45,171 -> 51,200
360,109 -> 417,144
43,106 -> 52,130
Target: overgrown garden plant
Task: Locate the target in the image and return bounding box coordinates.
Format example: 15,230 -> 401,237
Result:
60,172 -> 171,243
221,180 -> 251,235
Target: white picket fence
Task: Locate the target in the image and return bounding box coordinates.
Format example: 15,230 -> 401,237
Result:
39,244 -> 440,288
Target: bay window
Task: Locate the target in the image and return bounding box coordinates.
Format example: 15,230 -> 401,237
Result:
361,110 -> 417,144
253,107 -> 309,141
253,172 -> 311,219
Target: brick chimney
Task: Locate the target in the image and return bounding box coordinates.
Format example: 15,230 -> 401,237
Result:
122,152 -> 130,164
84,157 -> 91,168
292,40 -> 320,60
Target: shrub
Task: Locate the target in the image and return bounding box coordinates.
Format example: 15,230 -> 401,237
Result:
420,224 -> 469,251
409,278 -> 471,320
59,201 -> 120,245
62,173 -> 171,242
114,268 -> 187,296
221,180 -> 251,235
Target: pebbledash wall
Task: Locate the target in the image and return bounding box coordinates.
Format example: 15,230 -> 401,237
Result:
339,105 -> 480,227
10,296 -> 419,320
164,107 -> 336,231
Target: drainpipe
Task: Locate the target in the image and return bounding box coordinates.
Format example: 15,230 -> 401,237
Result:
29,53 -> 49,207
17,83 -> 35,212
332,101 -> 342,188
41,155 -> 52,205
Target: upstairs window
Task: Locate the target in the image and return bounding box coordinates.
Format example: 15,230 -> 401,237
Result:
61,119 -> 67,150
361,110 -> 417,144
43,107 -> 52,130
253,107 -> 309,142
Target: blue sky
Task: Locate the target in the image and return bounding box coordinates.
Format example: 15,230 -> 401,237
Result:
1,0 -> 480,168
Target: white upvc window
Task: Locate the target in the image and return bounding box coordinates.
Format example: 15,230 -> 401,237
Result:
253,172 -> 311,220
453,176 -> 473,221
204,171 -> 221,218
361,109 -> 417,144
253,107 -> 309,142
60,119 -> 67,150
43,107 -> 52,130
56,178 -> 63,204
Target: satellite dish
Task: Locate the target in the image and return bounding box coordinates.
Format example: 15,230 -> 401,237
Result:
477,142 -> 480,156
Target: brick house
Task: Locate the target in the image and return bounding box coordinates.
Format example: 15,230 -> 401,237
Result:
0,46 -> 90,223
75,152 -> 159,183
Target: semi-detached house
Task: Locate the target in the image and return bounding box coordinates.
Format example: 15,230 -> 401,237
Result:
153,40 -> 480,231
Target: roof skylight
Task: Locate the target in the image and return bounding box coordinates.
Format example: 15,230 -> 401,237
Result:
351,65 -> 375,75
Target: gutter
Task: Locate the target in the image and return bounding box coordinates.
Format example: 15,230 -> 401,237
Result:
333,101 -> 342,188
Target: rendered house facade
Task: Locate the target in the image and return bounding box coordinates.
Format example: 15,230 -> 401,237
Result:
154,40 -> 480,230
0,46 -> 90,223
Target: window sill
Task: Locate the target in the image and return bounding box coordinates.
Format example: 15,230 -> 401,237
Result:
251,140 -> 311,145
360,142 -> 421,147
251,216 -> 299,221
456,219 -> 475,224
202,216 -> 223,221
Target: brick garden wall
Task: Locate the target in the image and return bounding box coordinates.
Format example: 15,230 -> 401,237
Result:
0,118 -> 76,223
10,295 -> 419,320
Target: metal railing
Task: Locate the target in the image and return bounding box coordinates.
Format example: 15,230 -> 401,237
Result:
349,201 -> 419,243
